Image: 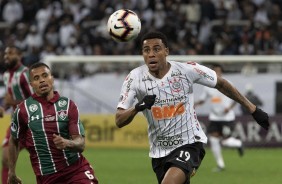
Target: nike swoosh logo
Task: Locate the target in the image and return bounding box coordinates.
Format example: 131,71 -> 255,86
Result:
140,102 -> 145,106
148,86 -> 157,91
114,25 -> 124,29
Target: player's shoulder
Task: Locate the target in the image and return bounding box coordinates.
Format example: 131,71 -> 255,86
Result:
58,96 -> 77,107
17,96 -> 32,110
128,64 -> 147,78
58,96 -> 69,101
170,60 -> 200,70
57,96 -> 73,105
132,64 -> 147,72
18,66 -> 29,78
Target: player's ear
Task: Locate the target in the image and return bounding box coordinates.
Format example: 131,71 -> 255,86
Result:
165,47 -> 169,56
51,75 -> 54,84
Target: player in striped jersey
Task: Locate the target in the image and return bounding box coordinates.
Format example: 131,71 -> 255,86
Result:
0,46 -> 33,184
8,63 -> 98,184
115,31 -> 269,184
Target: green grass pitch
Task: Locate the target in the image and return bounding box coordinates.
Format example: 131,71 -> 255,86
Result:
3,148 -> 282,184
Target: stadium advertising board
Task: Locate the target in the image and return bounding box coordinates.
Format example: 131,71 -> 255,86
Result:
81,114 -> 282,148
0,114 -> 281,148
198,115 -> 282,147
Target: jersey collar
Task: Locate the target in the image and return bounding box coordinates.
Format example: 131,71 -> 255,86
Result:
32,91 -> 60,104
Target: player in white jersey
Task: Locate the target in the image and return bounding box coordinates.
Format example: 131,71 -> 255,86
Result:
195,64 -> 243,172
115,31 -> 269,184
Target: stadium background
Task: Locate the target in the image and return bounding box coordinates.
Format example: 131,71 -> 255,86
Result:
0,0 -> 282,183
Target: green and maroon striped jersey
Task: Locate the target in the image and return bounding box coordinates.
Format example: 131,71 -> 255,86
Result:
3,64 -> 33,106
11,91 -> 85,176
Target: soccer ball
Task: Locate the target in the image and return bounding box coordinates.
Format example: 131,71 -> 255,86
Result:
107,9 -> 141,42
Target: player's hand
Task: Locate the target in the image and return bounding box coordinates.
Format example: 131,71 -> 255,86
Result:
135,95 -> 156,111
252,107 -> 270,130
53,134 -> 68,150
7,173 -> 22,184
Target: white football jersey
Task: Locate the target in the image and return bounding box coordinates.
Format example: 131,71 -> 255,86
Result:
198,85 -> 235,121
117,61 -> 217,158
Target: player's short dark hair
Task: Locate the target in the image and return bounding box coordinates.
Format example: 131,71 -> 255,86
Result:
141,31 -> 168,48
29,62 -> 51,75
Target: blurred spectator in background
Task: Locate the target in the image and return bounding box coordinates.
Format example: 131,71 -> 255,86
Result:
238,37 -> 255,55
59,14 -> 77,47
40,44 -> 56,60
25,25 -> 43,52
2,0 -> 23,24
63,36 -> 83,55
241,62 -> 258,76
44,24 -> 60,48
35,0 -> 52,34
227,2 -> 242,21
0,0 -> 281,77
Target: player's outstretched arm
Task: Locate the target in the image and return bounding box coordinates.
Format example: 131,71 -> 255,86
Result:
215,76 -> 269,130
116,95 -> 156,128
115,107 -> 139,128
8,137 -> 22,184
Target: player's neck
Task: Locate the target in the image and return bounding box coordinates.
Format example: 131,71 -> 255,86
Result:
150,62 -> 171,79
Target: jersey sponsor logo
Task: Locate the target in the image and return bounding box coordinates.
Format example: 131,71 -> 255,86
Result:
171,70 -> 182,77
155,96 -> 187,105
126,78 -> 133,92
121,93 -> 128,104
194,67 -> 214,81
121,78 -> 133,104
31,115 -> 40,121
58,100 -> 67,107
57,110 -> 68,120
11,122 -> 17,132
151,102 -> 185,120
157,135 -> 183,148
125,73 -> 131,81
29,104 -> 38,112
44,115 -> 56,121
186,61 -> 196,65
142,75 -> 153,81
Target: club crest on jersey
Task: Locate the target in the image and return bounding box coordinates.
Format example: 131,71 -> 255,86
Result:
57,110 -> 67,120
29,104 -> 38,112
11,122 -> 17,132
58,100 -> 67,107
169,78 -> 182,93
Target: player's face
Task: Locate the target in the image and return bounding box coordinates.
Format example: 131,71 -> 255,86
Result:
142,38 -> 169,74
30,66 -> 54,97
4,47 -> 21,69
